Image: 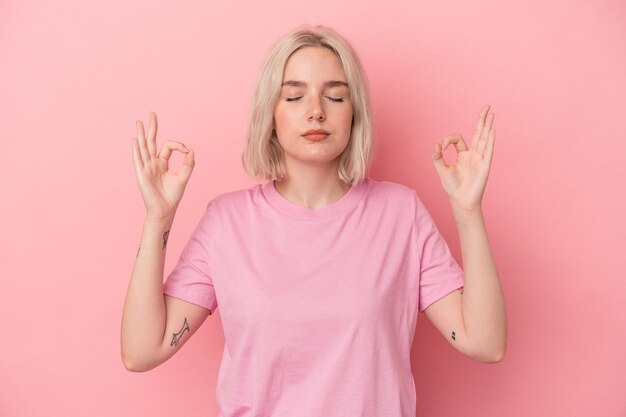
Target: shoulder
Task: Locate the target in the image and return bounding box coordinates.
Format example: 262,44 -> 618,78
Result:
367,178 -> 433,209
366,177 -> 417,204
362,178 -> 420,222
204,182 -> 265,215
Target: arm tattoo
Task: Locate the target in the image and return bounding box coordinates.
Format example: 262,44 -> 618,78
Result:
136,229 -> 170,258
170,317 -> 190,347
162,230 -> 170,249
450,289 -> 463,341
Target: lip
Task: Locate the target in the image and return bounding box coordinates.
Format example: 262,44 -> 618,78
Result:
302,129 -> 330,141
303,129 -> 329,136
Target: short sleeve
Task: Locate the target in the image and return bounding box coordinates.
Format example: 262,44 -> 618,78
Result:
413,191 -> 465,313
163,202 -> 218,314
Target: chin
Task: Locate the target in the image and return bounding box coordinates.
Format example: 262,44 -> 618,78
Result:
286,151 -> 344,165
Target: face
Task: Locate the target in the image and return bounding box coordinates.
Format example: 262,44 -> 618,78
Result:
273,46 -> 353,171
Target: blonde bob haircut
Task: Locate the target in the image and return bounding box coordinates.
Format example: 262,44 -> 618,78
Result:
241,25 -> 375,187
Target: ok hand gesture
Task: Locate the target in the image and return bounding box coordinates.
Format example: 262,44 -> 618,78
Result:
432,105 -> 495,215
131,112 -> 195,221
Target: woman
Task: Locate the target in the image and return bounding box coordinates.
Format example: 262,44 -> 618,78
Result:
122,25 -> 506,416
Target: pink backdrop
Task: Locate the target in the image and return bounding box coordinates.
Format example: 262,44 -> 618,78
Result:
1,0 -> 625,416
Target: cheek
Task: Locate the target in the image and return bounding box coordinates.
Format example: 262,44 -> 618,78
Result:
339,109 -> 354,134
273,106 -> 295,132
273,108 -> 283,128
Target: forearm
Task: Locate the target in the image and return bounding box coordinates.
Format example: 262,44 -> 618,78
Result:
121,216 -> 174,367
452,208 -> 507,361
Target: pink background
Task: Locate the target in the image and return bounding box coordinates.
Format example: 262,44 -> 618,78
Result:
1,0 -> 625,416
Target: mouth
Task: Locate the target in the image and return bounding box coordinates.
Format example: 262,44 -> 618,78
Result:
302,133 -> 329,141
302,129 -> 330,141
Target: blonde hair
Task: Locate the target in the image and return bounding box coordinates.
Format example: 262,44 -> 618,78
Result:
241,25 -> 375,187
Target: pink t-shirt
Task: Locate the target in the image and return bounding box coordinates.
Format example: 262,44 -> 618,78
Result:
163,177 -> 464,417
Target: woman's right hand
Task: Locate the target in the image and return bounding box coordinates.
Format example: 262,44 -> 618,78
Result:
131,112 -> 195,221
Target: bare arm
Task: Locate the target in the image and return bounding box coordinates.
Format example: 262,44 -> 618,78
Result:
121,112 -> 206,371
453,209 -> 506,361
121,216 -> 211,372
424,209 -> 507,362
426,105 -> 507,362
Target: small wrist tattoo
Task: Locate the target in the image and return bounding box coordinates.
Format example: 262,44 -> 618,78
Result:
171,317 -> 190,347
162,230 -> 170,250
451,330 -> 457,341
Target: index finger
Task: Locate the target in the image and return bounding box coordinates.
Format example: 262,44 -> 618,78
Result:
146,111 -> 158,158
471,104 -> 490,149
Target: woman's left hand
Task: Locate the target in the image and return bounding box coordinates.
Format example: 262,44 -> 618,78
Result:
432,104 -> 496,215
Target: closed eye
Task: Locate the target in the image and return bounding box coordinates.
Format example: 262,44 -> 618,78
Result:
285,97 -> 344,103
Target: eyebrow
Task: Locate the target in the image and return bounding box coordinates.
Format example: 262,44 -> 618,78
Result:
281,80 -> 349,88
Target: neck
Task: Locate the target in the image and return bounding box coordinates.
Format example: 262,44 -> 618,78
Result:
274,160 -> 351,210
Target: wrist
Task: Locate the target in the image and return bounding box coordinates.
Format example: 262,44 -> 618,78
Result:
141,217 -> 174,251
144,213 -> 175,227
451,206 -> 484,225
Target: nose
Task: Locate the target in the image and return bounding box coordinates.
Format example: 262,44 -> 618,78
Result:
307,96 -> 325,122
